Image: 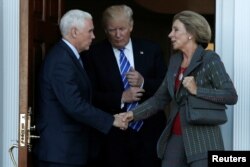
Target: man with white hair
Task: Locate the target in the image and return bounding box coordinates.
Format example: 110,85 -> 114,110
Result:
34,9 -> 128,167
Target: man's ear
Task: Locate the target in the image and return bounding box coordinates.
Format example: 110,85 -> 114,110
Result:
70,27 -> 77,38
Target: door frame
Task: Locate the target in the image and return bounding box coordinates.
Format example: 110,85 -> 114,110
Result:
17,1 -> 217,166
19,0 -> 30,166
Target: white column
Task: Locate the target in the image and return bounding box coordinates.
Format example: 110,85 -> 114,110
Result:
0,0 -> 3,163
215,0 -> 235,150
233,0 -> 250,150
216,0 -> 250,150
0,0 -> 20,167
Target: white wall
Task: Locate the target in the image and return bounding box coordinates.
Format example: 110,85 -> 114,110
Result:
216,0 -> 250,150
0,0 -> 20,167
233,0 -> 250,150
0,0 -> 4,164
216,0 -> 235,150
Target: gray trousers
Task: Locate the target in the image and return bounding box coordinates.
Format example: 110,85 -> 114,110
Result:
161,134 -> 207,167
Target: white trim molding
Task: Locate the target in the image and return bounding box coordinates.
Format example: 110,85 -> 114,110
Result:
0,0 -> 20,167
216,0 -> 250,150
233,0 -> 250,150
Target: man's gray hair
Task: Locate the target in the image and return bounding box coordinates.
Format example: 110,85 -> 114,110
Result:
59,9 -> 92,37
102,4 -> 134,28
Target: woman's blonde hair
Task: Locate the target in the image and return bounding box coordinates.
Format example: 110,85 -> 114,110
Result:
173,10 -> 211,48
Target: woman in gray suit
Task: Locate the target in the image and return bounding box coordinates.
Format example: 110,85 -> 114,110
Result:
122,10 -> 238,167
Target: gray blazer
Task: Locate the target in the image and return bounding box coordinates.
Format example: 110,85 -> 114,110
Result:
132,45 -> 238,163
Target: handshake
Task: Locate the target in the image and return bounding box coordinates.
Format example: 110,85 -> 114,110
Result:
113,111 -> 134,130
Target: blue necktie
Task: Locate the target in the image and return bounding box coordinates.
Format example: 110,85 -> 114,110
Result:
119,48 -> 143,131
78,57 -> 84,68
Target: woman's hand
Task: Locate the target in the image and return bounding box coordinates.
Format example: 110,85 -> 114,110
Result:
182,76 -> 197,95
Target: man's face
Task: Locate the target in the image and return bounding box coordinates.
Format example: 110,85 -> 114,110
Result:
75,19 -> 95,52
105,18 -> 133,49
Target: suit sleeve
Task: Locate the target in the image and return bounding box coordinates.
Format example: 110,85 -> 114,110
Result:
196,54 -> 238,105
133,74 -> 171,120
83,51 -> 123,112
50,59 -> 114,134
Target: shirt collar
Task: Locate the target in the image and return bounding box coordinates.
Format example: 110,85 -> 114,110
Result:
115,38 -> 132,52
62,38 -> 81,59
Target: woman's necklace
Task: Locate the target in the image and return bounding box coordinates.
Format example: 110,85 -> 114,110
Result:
178,72 -> 183,81
178,67 -> 186,81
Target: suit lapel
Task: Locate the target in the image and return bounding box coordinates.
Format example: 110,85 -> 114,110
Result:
60,40 -> 85,72
168,46 -> 204,99
182,47 -> 204,78
167,53 -> 182,98
59,40 -> 93,96
132,40 -> 145,73
103,41 -> 125,88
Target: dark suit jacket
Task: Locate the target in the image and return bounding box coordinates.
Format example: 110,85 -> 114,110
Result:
82,39 -> 167,164
132,45 -> 238,163
83,38 -> 166,114
34,40 -> 114,165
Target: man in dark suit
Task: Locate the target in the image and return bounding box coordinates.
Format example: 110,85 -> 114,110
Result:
34,9 -> 128,167
83,5 -> 166,167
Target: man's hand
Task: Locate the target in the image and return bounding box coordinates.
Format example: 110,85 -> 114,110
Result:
116,111 -> 134,130
126,68 -> 144,87
119,111 -> 134,122
122,87 -> 145,103
113,114 -> 128,130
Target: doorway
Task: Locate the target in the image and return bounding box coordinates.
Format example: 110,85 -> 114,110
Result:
19,0 -> 215,167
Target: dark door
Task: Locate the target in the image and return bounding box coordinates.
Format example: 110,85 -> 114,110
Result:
19,0 -> 65,166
